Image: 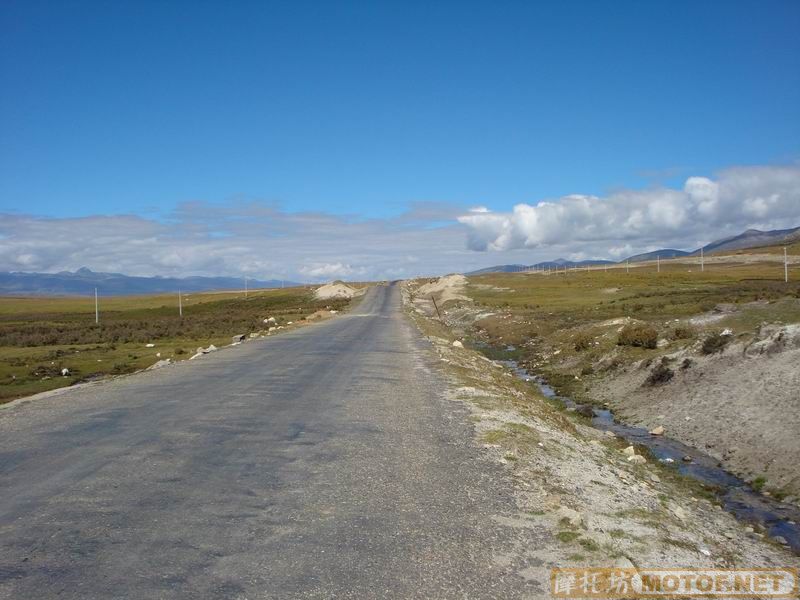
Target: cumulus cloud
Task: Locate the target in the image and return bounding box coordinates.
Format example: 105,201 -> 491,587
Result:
299,262 -> 363,278
458,164 -> 800,255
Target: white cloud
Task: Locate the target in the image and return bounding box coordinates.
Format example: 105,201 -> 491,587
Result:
299,262 -> 361,278
458,164 -> 800,255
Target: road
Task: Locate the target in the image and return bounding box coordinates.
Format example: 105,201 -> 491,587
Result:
0,284 -> 538,599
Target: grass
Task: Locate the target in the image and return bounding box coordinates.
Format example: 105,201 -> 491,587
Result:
0,286 -> 351,403
556,531 -> 582,543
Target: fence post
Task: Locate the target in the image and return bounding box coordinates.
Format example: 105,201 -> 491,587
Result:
431,295 -> 442,320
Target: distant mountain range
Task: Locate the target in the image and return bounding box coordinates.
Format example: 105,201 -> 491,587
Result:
0,267 -> 302,296
696,227 -> 800,254
466,225 -> 800,275
468,259 -> 614,275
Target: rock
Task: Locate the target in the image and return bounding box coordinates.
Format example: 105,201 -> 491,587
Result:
232,334 -> 246,343
576,405 -> 595,418
206,345 -> 218,352
61,368 -> 70,376
147,359 -> 172,370
774,536 -> 789,545
249,332 -> 260,338
145,343 -> 155,348
604,430 -> 616,438
699,547 -> 711,556
649,425 -> 665,436
682,455 -> 693,462
556,506 -> 583,527
627,455 -> 647,464
623,446 -> 636,456
721,328 -> 733,336
452,340 -> 463,348
671,505 -> 687,520
156,352 -> 161,357
263,317 -> 277,324
268,327 -> 277,332
744,526 -> 754,533
287,321 -> 293,325
650,474 -> 661,483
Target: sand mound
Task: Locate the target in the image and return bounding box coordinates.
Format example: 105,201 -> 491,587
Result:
314,281 -> 360,300
416,274 -> 471,304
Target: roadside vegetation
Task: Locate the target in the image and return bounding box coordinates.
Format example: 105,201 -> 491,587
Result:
0,287 -> 350,403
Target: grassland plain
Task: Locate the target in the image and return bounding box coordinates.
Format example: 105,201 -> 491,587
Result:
403,278 -> 799,577
417,251 -> 800,504
0,286 -> 352,403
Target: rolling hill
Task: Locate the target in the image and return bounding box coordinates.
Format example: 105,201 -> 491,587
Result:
466,225 -> 799,275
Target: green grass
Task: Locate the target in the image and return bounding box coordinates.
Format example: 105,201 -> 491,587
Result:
556,531 -> 582,543
0,286 -> 351,403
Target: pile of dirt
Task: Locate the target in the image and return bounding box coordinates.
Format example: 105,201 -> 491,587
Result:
416,274 -> 471,305
314,281 -> 361,300
594,323 -> 800,499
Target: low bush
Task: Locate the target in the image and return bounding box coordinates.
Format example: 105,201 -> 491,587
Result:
617,324 -> 658,349
645,358 -> 674,386
573,332 -> 594,351
670,325 -> 696,340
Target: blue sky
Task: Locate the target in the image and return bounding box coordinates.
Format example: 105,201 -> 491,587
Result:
1,1 -> 799,279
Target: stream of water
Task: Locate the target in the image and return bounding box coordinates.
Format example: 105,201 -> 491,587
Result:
490,352 -> 800,555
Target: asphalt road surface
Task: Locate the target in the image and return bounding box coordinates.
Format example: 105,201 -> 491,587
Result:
0,284 -> 540,599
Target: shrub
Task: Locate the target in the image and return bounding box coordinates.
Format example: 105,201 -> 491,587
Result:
617,325 -> 658,349
645,358 -> 674,386
573,332 -> 593,351
670,325 -> 696,340
701,332 -> 730,355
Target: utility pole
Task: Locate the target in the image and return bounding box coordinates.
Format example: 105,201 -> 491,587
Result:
626,260 -> 630,274
785,247 -> 789,283
178,290 -> 183,317
244,277 -> 248,298
94,288 -> 99,324
657,255 -> 660,273
701,247 -> 704,272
